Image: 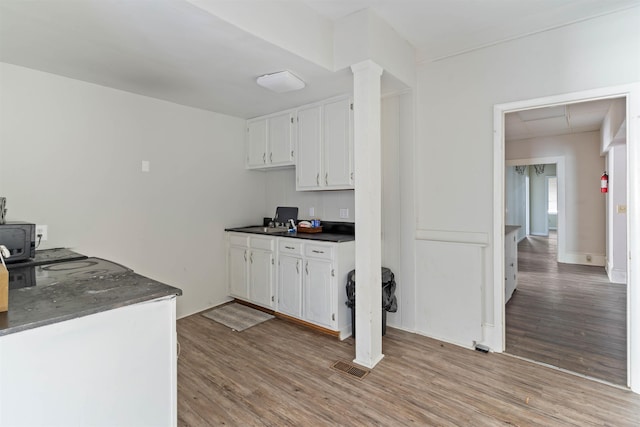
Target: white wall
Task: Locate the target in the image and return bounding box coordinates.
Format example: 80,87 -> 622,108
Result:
413,8 -> 639,350
263,169 -> 354,222
607,144 -> 628,283
507,133 -> 604,262
0,63 -> 266,318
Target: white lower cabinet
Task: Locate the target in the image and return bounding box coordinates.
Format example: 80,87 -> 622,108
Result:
228,234 -> 249,299
303,257 -> 332,328
249,248 -> 274,307
227,232 -> 354,339
227,233 -> 275,309
278,241 -> 303,317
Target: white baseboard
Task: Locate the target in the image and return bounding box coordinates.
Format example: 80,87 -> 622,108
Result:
606,265 -> 627,284
559,252 -> 605,267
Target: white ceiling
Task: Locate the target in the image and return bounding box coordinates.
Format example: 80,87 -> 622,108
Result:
1,0 -> 638,118
301,0 -> 640,61
505,99 -> 620,142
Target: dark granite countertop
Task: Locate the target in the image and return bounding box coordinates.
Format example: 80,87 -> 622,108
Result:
505,225 -> 522,235
226,225 -> 355,243
6,248 -> 87,269
0,256 -> 182,337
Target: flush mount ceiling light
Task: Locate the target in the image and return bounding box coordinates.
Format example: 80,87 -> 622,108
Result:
256,71 -> 305,93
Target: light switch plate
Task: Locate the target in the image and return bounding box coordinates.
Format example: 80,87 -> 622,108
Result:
617,204 -> 627,214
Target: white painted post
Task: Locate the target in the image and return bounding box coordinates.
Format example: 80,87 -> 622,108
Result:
351,60 -> 384,368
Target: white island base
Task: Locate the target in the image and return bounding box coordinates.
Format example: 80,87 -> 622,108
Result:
0,295 -> 178,427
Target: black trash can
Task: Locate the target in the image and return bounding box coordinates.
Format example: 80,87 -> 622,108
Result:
346,267 -> 397,338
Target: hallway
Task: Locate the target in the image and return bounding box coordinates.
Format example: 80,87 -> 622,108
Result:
505,232 -> 627,386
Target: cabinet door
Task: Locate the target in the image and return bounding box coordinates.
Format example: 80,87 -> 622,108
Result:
303,258 -> 333,327
278,254 -> 302,317
269,112 -> 294,166
247,119 -> 267,168
228,246 -> 248,299
249,249 -> 274,308
323,98 -> 353,189
296,105 -> 322,190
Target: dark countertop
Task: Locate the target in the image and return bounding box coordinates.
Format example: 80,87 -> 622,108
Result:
226,225 -> 355,243
6,247 -> 87,269
505,225 -> 522,235
0,254 -> 182,337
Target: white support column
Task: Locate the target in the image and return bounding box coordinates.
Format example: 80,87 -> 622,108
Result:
351,60 -> 384,369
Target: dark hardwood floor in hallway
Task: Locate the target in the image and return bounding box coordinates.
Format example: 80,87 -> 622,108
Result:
506,232 -> 627,386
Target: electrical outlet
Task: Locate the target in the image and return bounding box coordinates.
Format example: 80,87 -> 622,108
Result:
141,160 -> 150,172
586,254 -> 592,262
340,208 -> 349,219
309,207 -> 315,216
36,225 -> 48,241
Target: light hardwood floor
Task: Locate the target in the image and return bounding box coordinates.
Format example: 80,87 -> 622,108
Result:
177,311 -> 640,426
506,232 -> 627,386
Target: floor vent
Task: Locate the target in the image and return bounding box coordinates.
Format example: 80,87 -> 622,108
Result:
331,360 -> 370,380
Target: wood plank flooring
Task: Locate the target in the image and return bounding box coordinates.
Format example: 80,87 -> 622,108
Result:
177,312 -> 640,426
506,232 -> 627,386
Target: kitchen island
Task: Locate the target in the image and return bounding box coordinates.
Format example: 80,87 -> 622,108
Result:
0,250 -> 182,427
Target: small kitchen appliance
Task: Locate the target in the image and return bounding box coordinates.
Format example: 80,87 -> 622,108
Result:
0,222 -> 35,263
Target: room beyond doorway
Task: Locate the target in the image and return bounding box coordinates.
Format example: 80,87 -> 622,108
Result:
506,232 -> 627,385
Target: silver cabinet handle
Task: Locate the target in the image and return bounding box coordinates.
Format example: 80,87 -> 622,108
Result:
285,246 -> 295,250
325,172 -> 328,185
296,260 -> 300,274
270,152 -> 273,162
305,261 -> 309,275
250,252 -> 253,263
243,250 -> 247,262
263,152 -> 266,163
316,173 -> 319,185
312,250 -> 324,254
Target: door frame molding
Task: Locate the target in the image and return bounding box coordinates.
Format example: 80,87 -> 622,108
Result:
493,83 -> 640,392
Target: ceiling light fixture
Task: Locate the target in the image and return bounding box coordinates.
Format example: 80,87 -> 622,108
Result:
256,71 -> 305,93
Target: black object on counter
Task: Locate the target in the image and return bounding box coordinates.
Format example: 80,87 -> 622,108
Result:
274,206 -> 298,225
345,267 -> 397,338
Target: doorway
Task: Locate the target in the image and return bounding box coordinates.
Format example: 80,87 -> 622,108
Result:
493,85 -> 638,391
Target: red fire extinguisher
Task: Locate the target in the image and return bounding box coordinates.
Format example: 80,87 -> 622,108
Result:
601,172 -> 609,193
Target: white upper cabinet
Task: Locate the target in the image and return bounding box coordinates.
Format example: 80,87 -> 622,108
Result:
296,105 -> 323,189
245,95 -> 353,190
296,96 -> 354,191
269,112 -> 295,166
323,97 -> 353,188
246,111 -> 295,170
246,119 -> 267,168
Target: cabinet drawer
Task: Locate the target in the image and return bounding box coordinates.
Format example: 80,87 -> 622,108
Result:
305,244 -> 333,260
229,234 -> 249,247
251,236 -> 274,251
279,239 -> 303,255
